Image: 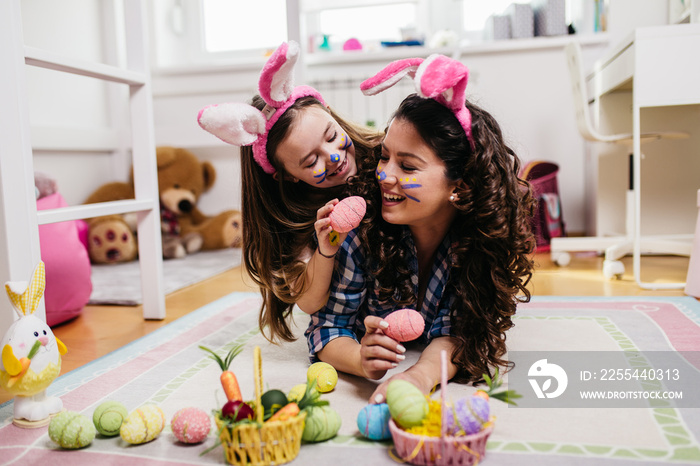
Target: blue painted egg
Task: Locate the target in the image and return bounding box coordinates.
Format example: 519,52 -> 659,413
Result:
356,403 -> 392,440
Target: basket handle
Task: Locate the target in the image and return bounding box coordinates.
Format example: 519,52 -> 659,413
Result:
440,350 -> 448,438
254,346 -> 263,424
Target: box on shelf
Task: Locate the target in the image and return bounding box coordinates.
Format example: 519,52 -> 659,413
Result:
533,0 -> 568,36
504,3 -> 534,39
484,14 -> 512,41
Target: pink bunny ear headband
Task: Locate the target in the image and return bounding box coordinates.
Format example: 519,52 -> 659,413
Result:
197,41 -> 326,175
360,54 -> 474,147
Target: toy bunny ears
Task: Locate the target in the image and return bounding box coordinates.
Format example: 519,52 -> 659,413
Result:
361,54 -> 474,147
198,41 -> 325,175
5,261 -> 45,318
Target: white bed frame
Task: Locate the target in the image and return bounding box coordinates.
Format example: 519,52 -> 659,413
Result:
0,0 -> 165,335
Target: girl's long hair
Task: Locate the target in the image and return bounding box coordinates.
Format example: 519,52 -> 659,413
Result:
350,95 -> 535,381
242,95 -> 383,342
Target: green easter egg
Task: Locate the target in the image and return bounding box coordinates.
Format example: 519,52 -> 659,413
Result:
301,405 -> 342,442
287,384 -> 307,403
386,379 -> 429,429
93,401 -> 128,436
261,389 -> 288,416
49,411 -> 96,449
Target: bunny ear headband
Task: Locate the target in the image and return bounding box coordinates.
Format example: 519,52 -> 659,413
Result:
197,41 -> 326,175
360,54 -> 474,147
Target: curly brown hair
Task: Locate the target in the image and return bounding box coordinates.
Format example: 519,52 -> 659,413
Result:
241,96 -> 383,343
349,94 -> 535,382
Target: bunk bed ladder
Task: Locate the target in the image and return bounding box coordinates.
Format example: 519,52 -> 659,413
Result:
0,0 -> 165,334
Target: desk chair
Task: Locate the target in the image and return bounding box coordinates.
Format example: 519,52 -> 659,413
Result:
550,42 -> 690,286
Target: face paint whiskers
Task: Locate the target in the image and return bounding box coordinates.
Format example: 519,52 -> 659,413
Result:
400,177 -> 422,202
314,168 -> 327,184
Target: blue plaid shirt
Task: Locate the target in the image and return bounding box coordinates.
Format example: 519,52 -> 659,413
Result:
305,226 -> 455,359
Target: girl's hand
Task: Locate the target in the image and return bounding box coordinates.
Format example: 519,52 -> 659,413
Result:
360,316 -> 406,381
315,199 -> 346,258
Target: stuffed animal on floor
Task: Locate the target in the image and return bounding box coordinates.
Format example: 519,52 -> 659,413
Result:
83,146 -> 242,264
0,261 -> 67,426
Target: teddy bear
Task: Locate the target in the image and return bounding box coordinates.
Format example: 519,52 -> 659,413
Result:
83,146 -> 242,264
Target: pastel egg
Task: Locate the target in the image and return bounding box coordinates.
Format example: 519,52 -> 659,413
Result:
287,383 -> 308,403
383,309 -> 425,342
386,379 -> 428,429
93,400 -> 128,436
307,362 -> 338,393
302,405 -> 342,442
120,405 -> 166,444
453,395 -> 490,435
49,411 -> 96,449
356,403 -> 392,440
329,196 -> 366,233
171,407 -> 211,444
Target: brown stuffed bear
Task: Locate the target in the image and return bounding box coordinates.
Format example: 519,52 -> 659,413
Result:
83,146 -> 242,264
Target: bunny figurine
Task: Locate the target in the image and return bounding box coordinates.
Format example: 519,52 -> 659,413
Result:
0,261 -> 67,426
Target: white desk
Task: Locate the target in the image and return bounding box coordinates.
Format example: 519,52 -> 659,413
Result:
587,24 -> 700,288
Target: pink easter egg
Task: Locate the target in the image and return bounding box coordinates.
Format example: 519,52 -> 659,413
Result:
329,196 -> 366,233
383,309 -> 425,342
171,407 -> 211,444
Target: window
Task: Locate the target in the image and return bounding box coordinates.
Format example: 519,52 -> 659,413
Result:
202,0 -> 287,53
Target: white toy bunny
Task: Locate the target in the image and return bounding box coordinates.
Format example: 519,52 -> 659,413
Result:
0,261 -> 67,425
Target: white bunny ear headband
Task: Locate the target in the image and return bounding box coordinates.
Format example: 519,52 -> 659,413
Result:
360,54 -> 474,147
197,41 -> 326,175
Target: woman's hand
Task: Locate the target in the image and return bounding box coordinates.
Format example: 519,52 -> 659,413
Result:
360,316 -> 406,381
369,369 -> 434,405
315,199 -> 347,258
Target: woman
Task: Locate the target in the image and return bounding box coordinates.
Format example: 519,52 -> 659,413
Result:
305,55 -> 535,402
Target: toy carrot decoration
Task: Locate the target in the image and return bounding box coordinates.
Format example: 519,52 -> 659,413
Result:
7,340 -> 41,388
267,402 -> 299,422
200,344 -> 244,402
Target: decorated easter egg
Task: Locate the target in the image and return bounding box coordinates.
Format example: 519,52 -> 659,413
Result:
287,383 -> 307,403
120,405 -> 166,444
261,389 -> 288,417
453,395 -> 490,435
93,400 -> 128,436
302,405 -> 342,442
49,411 -> 96,449
222,400 -> 254,421
171,407 -> 211,444
329,196 -> 366,233
356,403 -> 392,440
307,362 -> 338,393
384,309 -> 425,342
386,380 -> 429,429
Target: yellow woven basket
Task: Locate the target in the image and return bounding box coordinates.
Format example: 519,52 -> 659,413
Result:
216,346 -> 307,466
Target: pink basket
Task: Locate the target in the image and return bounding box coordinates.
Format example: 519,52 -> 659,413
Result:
389,351 -> 493,465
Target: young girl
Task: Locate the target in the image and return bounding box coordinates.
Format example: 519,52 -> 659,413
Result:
198,42 -> 382,341
305,55 -> 535,402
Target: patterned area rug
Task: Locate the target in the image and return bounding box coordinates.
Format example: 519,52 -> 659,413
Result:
88,248 -> 242,305
1,295 -> 699,465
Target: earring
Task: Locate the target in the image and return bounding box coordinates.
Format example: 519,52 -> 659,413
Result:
449,194 -> 456,202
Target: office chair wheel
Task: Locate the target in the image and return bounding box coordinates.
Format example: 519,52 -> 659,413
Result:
551,251 -> 571,267
603,259 -> 625,280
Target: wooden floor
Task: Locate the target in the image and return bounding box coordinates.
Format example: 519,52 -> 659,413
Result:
1,252 -> 694,405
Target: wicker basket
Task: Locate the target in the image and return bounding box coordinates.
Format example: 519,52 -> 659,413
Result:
216,346 -> 306,466
389,351 -> 493,466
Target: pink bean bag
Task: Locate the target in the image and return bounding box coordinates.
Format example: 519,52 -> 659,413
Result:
37,193 -> 92,327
